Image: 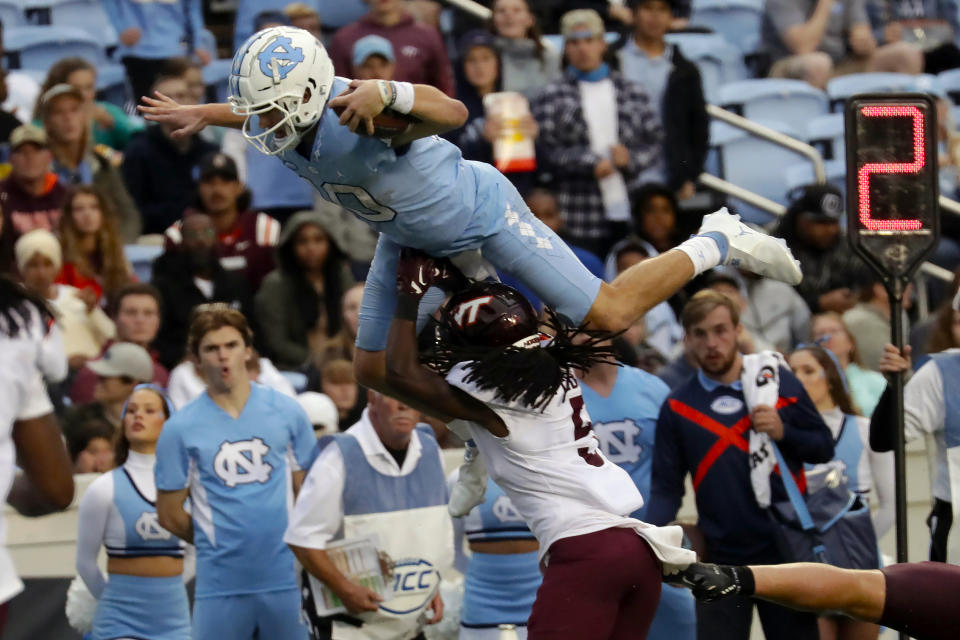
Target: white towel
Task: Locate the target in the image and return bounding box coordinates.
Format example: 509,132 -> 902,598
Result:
741,351 -> 788,508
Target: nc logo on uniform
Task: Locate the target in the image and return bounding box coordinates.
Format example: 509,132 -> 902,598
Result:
258,36 -> 305,81
214,438 -> 273,487
135,511 -> 172,541
593,420 -> 643,464
491,495 -> 524,522
380,558 -> 440,616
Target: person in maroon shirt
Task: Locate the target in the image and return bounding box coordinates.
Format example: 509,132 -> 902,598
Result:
328,0 -> 456,96
69,283 -> 169,404
0,125 -> 68,273
163,152 -> 279,291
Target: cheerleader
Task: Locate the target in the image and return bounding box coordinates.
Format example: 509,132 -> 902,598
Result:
75,384 -> 189,639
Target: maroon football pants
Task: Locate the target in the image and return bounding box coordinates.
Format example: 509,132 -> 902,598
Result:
880,561 -> 960,640
528,527 -> 662,640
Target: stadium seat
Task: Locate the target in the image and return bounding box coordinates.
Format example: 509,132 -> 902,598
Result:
203,59 -> 233,104
718,79 -> 828,125
826,72 -> 937,111
665,32 -> 747,103
804,112 -> 845,161
124,244 -> 164,283
96,63 -> 129,108
280,371 -> 308,393
937,68 -> 960,105
784,159 -> 847,201
25,0 -> 118,48
3,25 -> 106,70
0,1 -> 25,27
710,119 -> 814,225
689,0 -> 764,55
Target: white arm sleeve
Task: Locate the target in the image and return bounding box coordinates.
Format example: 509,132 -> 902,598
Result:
283,445 -> 345,549
446,469 -> 469,574
38,320 -> 67,383
858,417 -> 896,539
75,474 -> 113,599
903,361 -> 944,442
16,370 -> 53,421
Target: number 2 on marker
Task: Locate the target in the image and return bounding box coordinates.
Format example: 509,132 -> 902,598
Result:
857,105 -> 926,232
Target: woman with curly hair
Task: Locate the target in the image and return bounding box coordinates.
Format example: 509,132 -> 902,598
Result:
56,185 -> 134,306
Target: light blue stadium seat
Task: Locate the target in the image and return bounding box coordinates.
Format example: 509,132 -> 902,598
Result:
710,119 -> 814,225
665,32 -> 747,103
804,112 -> 845,161
96,63 -> 129,107
937,68 -> 960,105
203,59 -> 233,104
826,72 -> 937,111
0,1 -> 25,27
124,244 -> 164,283
280,371 -> 308,393
718,79 -> 828,124
25,0 -> 117,49
689,0 -> 764,54
4,25 -> 106,70
784,159 -> 847,200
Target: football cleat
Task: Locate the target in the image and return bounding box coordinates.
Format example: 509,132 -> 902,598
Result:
696,208 -> 803,285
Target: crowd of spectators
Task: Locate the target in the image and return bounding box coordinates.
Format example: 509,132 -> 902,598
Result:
5,0 -> 960,638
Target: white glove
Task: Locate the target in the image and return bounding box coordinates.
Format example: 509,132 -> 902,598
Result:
448,441 -> 487,518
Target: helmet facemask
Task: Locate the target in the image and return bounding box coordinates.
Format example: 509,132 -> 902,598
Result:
229,26 -> 334,156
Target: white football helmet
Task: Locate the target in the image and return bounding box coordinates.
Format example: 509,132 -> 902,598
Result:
229,26 -> 335,155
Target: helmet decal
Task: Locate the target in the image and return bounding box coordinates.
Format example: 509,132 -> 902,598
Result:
257,36 -> 306,83
451,296 -> 493,327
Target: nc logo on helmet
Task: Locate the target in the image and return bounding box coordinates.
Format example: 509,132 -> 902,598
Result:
258,36 -> 305,82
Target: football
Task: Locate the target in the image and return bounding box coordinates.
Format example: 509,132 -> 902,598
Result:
332,106 -> 416,138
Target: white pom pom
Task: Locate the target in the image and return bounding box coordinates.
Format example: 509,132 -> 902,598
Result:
65,576 -> 97,633
423,577 -> 464,640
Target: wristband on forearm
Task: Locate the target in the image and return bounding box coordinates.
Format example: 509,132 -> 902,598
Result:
390,81 -> 415,114
395,293 -> 420,321
731,566 -> 755,596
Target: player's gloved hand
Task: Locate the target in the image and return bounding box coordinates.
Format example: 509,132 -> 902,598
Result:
397,248 -> 465,299
664,563 -> 752,602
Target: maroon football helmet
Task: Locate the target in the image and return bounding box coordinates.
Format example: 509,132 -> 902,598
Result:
439,282 -> 540,349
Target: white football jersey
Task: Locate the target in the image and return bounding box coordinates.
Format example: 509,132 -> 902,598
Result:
0,304 -> 61,603
446,362 -> 644,560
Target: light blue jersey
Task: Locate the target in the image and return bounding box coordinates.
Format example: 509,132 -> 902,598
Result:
579,366 -> 668,521
273,77 -> 603,351
279,78 -> 500,255
104,0 -> 203,60
579,366 -> 696,640
155,383 -> 318,598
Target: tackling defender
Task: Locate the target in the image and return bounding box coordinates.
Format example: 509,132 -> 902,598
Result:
139,26 -> 803,399
384,250 -> 696,639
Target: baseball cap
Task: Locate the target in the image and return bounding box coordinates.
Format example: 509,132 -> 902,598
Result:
457,30 -> 496,56
787,183 -> 844,222
561,9 -> 605,40
10,124 -> 47,150
40,83 -> 83,114
197,152 -> 239,182
352,35 -> 395,68
296,392 -> 339,436
87,342 -> 154,383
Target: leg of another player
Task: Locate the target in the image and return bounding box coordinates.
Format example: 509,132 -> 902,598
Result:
586,250 -> 696,332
